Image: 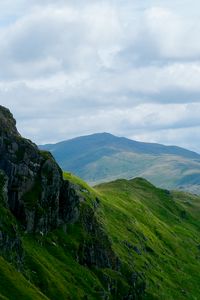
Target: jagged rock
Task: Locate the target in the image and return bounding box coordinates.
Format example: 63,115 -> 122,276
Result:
0,105 -> 77,233
59,180 -> 80,224
78,205 -> 120,270
0,106 -> 19,136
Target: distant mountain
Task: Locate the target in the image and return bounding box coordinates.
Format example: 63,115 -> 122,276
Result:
40,133 -> 200,193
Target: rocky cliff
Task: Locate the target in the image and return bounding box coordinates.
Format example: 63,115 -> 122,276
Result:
0,105 -> 78,233
0,105 -> 144,299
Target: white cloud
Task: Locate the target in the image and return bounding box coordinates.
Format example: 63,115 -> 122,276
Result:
144,6 -> 200,59
0,1 -> 200,152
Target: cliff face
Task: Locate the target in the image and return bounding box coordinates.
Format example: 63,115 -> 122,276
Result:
0,106 -> 76,233
0,105 -> 143,299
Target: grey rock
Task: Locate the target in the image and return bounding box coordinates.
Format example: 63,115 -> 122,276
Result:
0,105 -> 78,233
59,180 -> 80,224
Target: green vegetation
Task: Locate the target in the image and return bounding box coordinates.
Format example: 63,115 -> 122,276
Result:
22,234 -> 104,300
0,257 -> 47,300
96,178 -> 200,299
1,171 -> 200,299
39,150 -> 54,161
63,172 -> 92,191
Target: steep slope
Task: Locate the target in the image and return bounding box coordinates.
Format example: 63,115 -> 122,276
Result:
95,178 -> 200,299
1,106 -> 200,300
0,106 -> 144,299
40,133 -> 200,193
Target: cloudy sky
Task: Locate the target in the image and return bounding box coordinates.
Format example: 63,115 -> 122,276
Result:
0,0 -> 200,152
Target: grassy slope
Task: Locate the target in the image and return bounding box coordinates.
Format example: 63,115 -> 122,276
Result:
95,178 -> 200,299
60,173 -> 200,299
0,257 -> 48,300
21,233 -> 105,300
0,172 -> 139,300
1,172 -> 200,299
0,229 -> 106,300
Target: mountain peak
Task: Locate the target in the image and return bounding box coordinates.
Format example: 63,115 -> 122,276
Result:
0,105 -> 19,136
73,132 -> 116,141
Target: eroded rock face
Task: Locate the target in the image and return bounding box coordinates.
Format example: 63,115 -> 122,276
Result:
59,180 -> 80,224
0,105 -> 73,233
0,171 -> 24,268
80,205 -> 120,270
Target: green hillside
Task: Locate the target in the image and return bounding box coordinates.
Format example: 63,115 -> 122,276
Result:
0,171 -> 142,300
95,177 -> 200,299
40,133 -> 200,194
2,171 -> 200,299
1,106 -> 200,299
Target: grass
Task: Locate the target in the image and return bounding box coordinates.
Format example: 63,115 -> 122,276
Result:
95,178 -> 200,299
1,171 -> 200,299
22,233 -> 105,300
0,256 -> 47,300
63,171 -> 94,193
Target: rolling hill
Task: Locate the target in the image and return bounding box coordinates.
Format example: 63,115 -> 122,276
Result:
40,133 -> 200,194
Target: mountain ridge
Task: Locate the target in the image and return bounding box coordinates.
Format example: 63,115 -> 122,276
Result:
40,132 -> 200,193
40,132 -> 200,159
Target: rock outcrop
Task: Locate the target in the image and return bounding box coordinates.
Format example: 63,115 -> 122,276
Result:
0,105 -> 77,233
0,105 -> 145,299
0,170 -> 23,268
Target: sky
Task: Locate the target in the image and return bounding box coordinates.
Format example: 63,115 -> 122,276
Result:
0,0 -> 200,152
